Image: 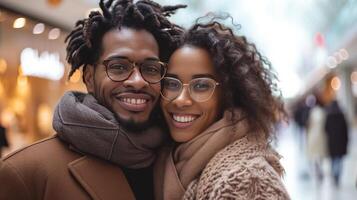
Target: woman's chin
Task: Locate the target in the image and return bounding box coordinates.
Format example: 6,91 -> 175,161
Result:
169,128 -> 199,143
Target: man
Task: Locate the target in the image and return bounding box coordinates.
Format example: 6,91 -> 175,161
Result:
0,1 -> 185,199
324,100 -> 349,187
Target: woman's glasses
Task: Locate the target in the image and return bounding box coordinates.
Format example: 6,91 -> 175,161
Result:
161,77 -> 220,102
102,57 -> 167,84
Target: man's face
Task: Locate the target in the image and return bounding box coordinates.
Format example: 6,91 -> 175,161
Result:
84,27 -> 161,129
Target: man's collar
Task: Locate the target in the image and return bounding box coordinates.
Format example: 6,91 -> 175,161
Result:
68,156 -> 135,200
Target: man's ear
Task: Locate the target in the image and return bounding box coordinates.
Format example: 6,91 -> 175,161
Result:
83,65 -> 95,93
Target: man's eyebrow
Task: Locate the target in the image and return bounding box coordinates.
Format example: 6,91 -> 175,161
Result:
192,74 -> 216,79
105,55 -> 128,60
104,56 -> 159,62
144,57 -> 160,61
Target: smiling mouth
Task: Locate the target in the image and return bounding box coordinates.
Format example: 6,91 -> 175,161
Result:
116,97 -> 150,112
171,113 -> 199,128
120,98 -> 148,105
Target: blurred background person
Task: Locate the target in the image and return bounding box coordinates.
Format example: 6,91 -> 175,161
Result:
0,120 -> 9,158
292,98 -> 311,150
306,91 -> 327,184
325,99 -> 349,187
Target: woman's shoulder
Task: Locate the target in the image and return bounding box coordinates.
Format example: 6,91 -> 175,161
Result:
198,158 -> 289,199
208,136 -> 284,173
209,136 -> 281,165
190,137 -> 290,199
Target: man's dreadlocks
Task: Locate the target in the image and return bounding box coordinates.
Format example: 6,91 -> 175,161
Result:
65,0 -> 186,78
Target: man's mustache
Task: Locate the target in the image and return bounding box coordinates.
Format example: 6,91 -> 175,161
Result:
113,89 -> 156,99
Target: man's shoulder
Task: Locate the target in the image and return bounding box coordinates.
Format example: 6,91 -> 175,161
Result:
2,135 -> 81,168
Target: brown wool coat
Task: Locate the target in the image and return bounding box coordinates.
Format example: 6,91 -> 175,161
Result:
0,135 -> 135,200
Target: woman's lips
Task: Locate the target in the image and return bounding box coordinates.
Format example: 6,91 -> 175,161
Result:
171,113 -> 199,129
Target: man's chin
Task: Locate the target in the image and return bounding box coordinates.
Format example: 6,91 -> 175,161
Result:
113,106 -> 162,132
116,116 -> 151,132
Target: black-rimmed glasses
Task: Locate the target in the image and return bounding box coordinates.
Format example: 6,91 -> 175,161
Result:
161,77 -> 220,102
102,57 -> 167,84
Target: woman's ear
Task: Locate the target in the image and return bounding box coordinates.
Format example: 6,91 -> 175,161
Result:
83,65 -> 95,93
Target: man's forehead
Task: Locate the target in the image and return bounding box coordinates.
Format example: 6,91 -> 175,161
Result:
102,28 -> 157,47
101,27 -> 159,60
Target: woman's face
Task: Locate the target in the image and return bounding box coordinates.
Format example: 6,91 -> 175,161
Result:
161,45 -> 222,142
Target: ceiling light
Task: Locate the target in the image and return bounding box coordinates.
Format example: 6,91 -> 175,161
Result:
33,23 -> 45,34
351,71 -> 357,84
48,28 -> 61,40
326,56 -> 337,68
339,48 -> 349,60
13,17 -> 26,29
47,0 -> 63,7
331,76 -> 341,91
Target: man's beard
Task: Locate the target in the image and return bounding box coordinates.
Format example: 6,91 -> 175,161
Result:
91,86 -> 160,132
116,115 -> 151,132
115,106 -> 161,132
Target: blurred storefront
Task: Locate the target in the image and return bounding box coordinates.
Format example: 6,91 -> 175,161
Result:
293,30 -> 357,126
0,9 -> 85,142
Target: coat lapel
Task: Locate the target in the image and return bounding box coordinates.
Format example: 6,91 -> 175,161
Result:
68,156 -> 135,200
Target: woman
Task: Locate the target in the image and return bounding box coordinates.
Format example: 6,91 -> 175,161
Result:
154,18 -> 290,199
305,92 -> 327,182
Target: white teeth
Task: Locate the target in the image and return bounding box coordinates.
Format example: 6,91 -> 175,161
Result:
173,114 -> 197,123
121,98 -> 147,105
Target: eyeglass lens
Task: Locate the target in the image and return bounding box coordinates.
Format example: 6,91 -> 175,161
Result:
161,77 -> 217,102
105,58 -> 165,83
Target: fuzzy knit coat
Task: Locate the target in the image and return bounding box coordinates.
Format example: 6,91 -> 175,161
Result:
154,110 -> 290,200
183,136 -> 290,199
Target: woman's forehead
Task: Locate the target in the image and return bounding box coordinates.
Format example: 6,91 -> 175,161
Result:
168,46 -> 216,79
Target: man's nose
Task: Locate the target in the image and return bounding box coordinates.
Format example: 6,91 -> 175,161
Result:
123,67 -> 149,89
172,86 -> 193,108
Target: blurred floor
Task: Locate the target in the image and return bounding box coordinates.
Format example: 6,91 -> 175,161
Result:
277,123 -> 357,200
2,124 -> 357,200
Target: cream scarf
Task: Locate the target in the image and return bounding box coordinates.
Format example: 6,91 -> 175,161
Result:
154,109 -> 250,200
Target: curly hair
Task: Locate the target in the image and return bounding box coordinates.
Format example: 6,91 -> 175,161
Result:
179,15 -> 286,139
65,0 -> 186,78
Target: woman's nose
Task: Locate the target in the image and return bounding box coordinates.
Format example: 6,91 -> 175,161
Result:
172,86 -> 193,107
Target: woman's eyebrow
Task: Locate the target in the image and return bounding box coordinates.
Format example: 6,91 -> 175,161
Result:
192,74 -> 215,79
165,73 -> 216,79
